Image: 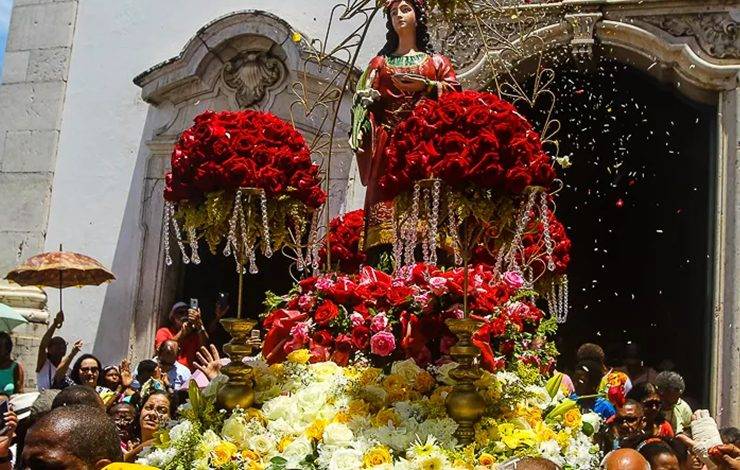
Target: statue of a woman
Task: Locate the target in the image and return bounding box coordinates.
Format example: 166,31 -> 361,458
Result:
350,0 -> 460,253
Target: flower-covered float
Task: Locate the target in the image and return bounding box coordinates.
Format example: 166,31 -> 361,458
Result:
152,51 -> 593,467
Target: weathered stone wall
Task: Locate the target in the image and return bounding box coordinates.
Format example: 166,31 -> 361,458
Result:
0,0 -> 78,389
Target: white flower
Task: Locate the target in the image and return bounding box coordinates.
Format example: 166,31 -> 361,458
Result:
323,422 -> 354,447
282,435 -> 314,467
360,384 -> 388,408
391,359 -> 423,383
556,155 -> 572,168
436,362 -> 459,385
538,439 -> 564,467
261,395 -> 298,421
311,361 -> 342,382
326,447 -> 363,470
221,415 -> 249,447
168,420 -> 194,443
581,411 -> 602,434
248,433 -> 277,456
137,447 -> 177,467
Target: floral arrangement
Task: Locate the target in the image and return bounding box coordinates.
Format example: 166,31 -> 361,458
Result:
379,91 -> 556,200
260,263 -> 558,373
162,110 -> 327,270
138,357 -> 602,469
165,110 -> 324,207
319,209 -> 367,274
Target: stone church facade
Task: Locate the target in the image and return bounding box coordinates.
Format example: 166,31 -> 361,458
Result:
0,0 -> 737,425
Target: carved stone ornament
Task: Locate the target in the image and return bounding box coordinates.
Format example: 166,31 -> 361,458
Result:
640,13 -> 739,60
222,50 -> 286,108
565,12 -> 602,57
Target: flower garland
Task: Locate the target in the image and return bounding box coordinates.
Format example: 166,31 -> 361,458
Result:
260,263 -> 558,373
162,110 -> 327,272
138,359 -> 602,469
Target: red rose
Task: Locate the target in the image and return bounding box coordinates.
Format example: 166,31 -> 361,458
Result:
351,325 -> 371,350
314,300 -> 340,326
332,334 -> 354,365
530,154 -> 556,187
387,285 -> 414,306
312,330 -> 334,347
504,167 -> 532,194
257,166 -> 286,195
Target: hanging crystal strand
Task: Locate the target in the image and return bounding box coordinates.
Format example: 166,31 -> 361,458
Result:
393,218 -> 404,273
547,280 -> 557,318
404,184 -> 421,266
540,191 -> 555,271
246,236 -> 258,274
447,190 -> 462,266
421,188 -> 431,263
170,204 -> 190,264
506,190 -> 537,270
294,218 -> 305,272
188,226 -> 200,265
428,180 -> 441,265
163,202 -> 173,266
237,192 -> 251,272
557,275 -> 569,323
260,190 -> 273,258
224,189 -> 242,258
309,210 -> 320,274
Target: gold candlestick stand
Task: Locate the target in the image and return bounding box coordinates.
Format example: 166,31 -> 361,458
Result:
445,317 -> 486,445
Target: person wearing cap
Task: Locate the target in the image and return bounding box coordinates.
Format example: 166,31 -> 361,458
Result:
154,301 -> 206,370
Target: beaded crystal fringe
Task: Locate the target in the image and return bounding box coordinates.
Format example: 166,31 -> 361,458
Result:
222,188 -> 271,274
504,190 -> 538,273
397,180 -> 444,269
163,201 -> 191,265
547,274 -> 569,323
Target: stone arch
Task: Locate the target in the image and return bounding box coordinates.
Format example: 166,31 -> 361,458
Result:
433,2 -> 739,425
128,10 -> 358,362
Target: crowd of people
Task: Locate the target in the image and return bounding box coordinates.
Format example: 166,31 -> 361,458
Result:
0,301 -> 736,469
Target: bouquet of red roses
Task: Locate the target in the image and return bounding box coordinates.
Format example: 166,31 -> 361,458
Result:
162,110 -> 327,269
319,209 -> 367,274
165,110 -> 325,206
379,90 -> 556,199
261,263 -> 557,373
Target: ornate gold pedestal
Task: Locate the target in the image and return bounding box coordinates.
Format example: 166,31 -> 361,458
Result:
216,318 -> 258,411
445,317 -> 486,445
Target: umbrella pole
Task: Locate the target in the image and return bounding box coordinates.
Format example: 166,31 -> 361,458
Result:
59,243 -> 63,314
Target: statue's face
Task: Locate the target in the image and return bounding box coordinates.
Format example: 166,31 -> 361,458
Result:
390,0 -> 417,35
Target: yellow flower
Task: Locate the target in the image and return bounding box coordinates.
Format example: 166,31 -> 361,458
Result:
555,430 -> 571,448
414,371 -> 437,394
331,411 -> 348,423
516,404 -> 543,428
382,374 -> 407,392
419,456 -> 445,470
347,399 -> 370,417
277,435 -> 293,453
305,418 -> 328,441
478,452 -> 496,466
358,367 -> 382,386
372,408 -> 401,427
362,446 -> 393,467
291,31 -> 302,43
268,363 -> 284,375
286,349 -> 311,364
534,422 -> 557,443
211,441 -> 238,466
241,449 -> 260,462
563,408 -> 582,429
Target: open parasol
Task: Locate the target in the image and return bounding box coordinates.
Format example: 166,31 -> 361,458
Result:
5,244 -> 115,312
0,302 -> 28,332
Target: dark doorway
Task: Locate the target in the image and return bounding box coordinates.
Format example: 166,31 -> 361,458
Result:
180,248 -> 297,352
514,51 -> 717,405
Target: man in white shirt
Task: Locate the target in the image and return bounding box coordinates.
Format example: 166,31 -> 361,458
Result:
155,339 -> 191,392
36,311 -> 83,391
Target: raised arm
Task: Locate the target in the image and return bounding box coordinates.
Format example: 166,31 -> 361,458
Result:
36,311 -> 63,373
52,340 -> 82,386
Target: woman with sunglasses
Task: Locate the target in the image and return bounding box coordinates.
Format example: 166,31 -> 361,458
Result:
628,382 -> 674,438
70,353 -> 116,406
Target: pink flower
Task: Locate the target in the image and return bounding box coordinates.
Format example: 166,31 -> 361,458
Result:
298,294 -> 315,310
370,313 -> 389,333
503,271 -> 524,289
350,312 -> 365,328
285,321 -> 311,351
370,331 -> 396,357
428,276 -> 448,295
315,277 -> 335,292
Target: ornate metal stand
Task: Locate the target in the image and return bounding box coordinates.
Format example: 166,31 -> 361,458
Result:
445,317 -> 486,445
216,317 -> 257,411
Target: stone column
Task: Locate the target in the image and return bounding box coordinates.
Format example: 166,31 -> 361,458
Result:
0,0 -> 79,389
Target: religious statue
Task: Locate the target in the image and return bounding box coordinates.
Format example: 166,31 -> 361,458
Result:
350,0 -> 460,253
